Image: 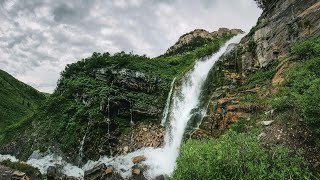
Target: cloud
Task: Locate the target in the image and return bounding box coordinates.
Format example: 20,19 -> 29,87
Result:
0,0 -> 261,93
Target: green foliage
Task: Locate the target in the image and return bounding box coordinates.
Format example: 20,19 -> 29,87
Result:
292,34 -> 320,60
0,70 -> 45,134
247,26 -> 257,37
248,40 -> 257,54
238,61 -> 279,91
173,130 -> 312,180
284,57 -> 320,135
269,95 -> 293,111
164,35 -> 231,57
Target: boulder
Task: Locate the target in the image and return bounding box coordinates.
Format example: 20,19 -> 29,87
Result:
11,171 -> 29,180
262,120 -> 274,126
84,164 -> 106,180
132,155 -> 146,164
132,168 -> 141,175
105,166 -> 113,174
123,146 -> 129,154
47,166 -> 57,180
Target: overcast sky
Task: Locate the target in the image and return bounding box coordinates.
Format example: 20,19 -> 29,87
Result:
0,0 -> 261,93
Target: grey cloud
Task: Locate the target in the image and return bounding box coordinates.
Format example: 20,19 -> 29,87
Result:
0,0 -> 261,93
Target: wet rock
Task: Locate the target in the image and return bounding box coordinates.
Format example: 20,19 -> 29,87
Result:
123,146 -> 129,154
63,176 -> 78,180
84,164 -> 106,180
47,166 -> 57,180
132,168 -> 141,175
105,166 -> 113,174
132,155 -> 146,164
11,171 -> 29,180
156,175 -> 165,180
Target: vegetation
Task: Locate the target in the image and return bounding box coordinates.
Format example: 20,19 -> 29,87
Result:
254,0 -> 278,10
0,160 -> 39,177
0,70 -> 45,140
273,34 -> 320,136
164,35 -> 231,57
174,130 -> 312,180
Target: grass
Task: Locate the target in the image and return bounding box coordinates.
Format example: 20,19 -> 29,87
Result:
174,130 -> 312,180
0,70 -> 45,134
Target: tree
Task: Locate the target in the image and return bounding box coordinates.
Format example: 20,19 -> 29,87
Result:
254,0 -> 278,10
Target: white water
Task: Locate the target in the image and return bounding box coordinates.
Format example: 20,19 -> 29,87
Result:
0,34 -> 244,179
161,77 -> 176,126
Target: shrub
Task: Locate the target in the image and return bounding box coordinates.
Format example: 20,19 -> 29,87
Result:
292,34 -> 320,60
173,130 -> 312,180
284,57 -> 320,135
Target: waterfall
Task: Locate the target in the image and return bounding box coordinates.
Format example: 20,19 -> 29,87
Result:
77,134 -> 87,166
106,97 -> 113,156
82,34 -> 245,179
161,77 -> 176,126
130,100 -> 134,125
0,34 -> 244,180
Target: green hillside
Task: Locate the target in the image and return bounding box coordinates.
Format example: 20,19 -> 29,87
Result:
0,70 -> 45,135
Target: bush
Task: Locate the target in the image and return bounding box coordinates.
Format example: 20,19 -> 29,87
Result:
173,130 -> 312,180
292,34 -> 320,60
284,57 -> 320,135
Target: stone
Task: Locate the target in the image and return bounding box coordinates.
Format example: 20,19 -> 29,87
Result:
132,155 -> 146,164
262,120 -> 274,126
84,164 -> 106,180
156,175 -> 165,180
105,167 -> 113,174
47,166 -> 57,180
132,168 -> 141,175
142,128 -> 148,132
11,171 -> 29,180
123,146 -> 129,154
258,132 -> 267,140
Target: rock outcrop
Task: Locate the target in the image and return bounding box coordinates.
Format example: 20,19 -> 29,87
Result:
240,0 -> 320,73
165,28 -> 243,55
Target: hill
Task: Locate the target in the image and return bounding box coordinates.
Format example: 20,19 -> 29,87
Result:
0,69 -> 45,137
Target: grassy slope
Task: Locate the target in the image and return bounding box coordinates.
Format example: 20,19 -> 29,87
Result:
173,34 -> 320,179
0,70 -> 45,136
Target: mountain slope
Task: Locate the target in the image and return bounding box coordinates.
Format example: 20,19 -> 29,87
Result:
0,69 -> 45,135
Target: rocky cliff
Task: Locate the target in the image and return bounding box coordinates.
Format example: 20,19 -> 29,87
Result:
240,0 -> 320,72
192,0 -> 320,172
165,28 -> 243,56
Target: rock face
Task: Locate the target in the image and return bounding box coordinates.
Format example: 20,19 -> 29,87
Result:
166,28 -> 243,55
96,68 -> 164,94
240,0 -> 320,72
194,0 -> 320,138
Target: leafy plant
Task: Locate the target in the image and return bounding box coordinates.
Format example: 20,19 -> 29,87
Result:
173,130 -> 312,180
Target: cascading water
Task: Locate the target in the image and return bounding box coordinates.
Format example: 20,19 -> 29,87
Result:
161,77 -> 176,126
0,34 -> 244,180
82,34 -> 245,179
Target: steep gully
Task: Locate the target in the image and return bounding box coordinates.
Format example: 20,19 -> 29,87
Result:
0,34 -> 245,179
